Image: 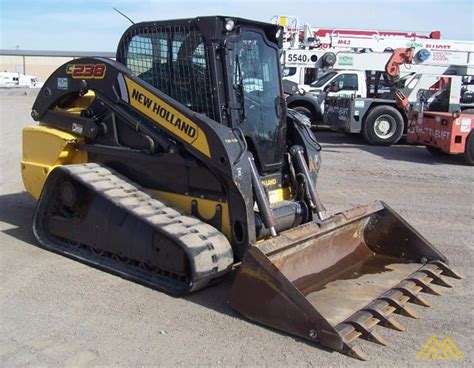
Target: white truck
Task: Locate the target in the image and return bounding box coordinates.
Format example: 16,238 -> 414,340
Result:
18,74 -> 43,88
0,72 -> 43,88
0,72 -> 20,87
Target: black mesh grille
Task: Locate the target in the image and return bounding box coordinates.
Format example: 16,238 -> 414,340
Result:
119,25 -> 216,120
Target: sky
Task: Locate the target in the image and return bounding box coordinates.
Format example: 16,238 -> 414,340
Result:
0,0 -> 472,51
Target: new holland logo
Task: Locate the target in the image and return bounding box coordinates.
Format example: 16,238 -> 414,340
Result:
123,76 -> 211,158
416,336 -> 464,361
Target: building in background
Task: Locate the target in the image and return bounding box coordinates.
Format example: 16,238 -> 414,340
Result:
0,49 -> 115,82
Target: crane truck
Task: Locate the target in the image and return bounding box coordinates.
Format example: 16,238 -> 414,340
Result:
284,43 -> 473,143
321,52 -> 473,145
278,17 -> 474,145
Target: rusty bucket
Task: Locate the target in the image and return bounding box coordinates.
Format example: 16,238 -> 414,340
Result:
229,201 -> 461,360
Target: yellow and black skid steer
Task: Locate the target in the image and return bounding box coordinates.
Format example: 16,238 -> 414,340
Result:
21,16 -> 461,360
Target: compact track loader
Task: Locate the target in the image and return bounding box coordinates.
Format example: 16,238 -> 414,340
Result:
22,16 -> 460,360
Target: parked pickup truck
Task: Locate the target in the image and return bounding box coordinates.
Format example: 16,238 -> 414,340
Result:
286,69 -> 396,132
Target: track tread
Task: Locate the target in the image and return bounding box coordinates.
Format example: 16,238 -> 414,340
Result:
34,163 -> 234,294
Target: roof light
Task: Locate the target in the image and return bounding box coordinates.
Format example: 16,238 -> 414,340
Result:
225,19 -> 235,32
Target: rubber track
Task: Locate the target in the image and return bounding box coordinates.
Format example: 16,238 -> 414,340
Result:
33,163 -> 234,294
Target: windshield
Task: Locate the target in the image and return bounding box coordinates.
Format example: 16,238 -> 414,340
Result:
228,30 -> 285,173
311,71 -> 337,87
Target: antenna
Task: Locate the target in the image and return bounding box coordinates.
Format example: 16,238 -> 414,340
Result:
113,7 -> 135,25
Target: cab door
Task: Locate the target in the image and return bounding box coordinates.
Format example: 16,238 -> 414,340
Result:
325,73 -> 359,98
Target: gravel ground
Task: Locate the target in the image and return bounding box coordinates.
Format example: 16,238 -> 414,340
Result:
1,92 -> 473,367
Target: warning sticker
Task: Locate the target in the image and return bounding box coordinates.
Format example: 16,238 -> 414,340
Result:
72,123 -> 83,134
460,118 -> 471,132
354,100 -> 365,108
57,78 -> 68,90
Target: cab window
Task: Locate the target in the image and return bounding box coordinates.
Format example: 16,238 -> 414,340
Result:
282,67 -> 296,77
331,73 -> 358,91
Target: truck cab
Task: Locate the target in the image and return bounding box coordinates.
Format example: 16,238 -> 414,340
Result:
18,75 -> 43,88
286,69 -> 379,124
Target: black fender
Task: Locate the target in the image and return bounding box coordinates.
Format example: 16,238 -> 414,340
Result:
286,94 -> 323,123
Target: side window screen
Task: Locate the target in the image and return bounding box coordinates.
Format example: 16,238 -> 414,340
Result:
126,35 -> 155,75
192,44 -> 206,68
120,26 -> 215,120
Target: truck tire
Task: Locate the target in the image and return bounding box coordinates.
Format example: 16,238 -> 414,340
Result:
463,131 -> 474,165
293,106 -> 312,120
461,109 -> 473,165
362,105 -> 404,146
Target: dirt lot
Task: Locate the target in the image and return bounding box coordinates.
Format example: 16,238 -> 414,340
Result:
1,91 -> 472,366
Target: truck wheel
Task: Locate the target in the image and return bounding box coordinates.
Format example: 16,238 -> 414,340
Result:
463,131 -> 474,165
293,106 -> 313,121
362,105 -> 404,146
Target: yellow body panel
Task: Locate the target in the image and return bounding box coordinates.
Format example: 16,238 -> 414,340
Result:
21,125 -> 87,199
153,188 -> 289,240
53,91 -> 96,115
268,187 -> 291,204
153,190 -> 231,239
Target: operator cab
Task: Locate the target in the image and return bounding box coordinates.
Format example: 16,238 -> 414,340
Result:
116,16 -> 286,174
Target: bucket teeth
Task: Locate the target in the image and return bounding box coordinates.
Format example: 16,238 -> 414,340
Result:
420,269 -> 454,288
343,320 -> 388,346
362,306 -> 405,331
377,295 -> 420,319
408,276 -> 443,296
393,286 -> 431,307
383,316 -> 405,332
342,342 -> 368,361
331,260 -> 462,360
430,260 -> 462,279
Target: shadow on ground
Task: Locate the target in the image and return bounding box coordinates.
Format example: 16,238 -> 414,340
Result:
0,191 -> 237,317
314,131 -> 467,166
0,191 -> 36,245
0,191 -> 333,355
